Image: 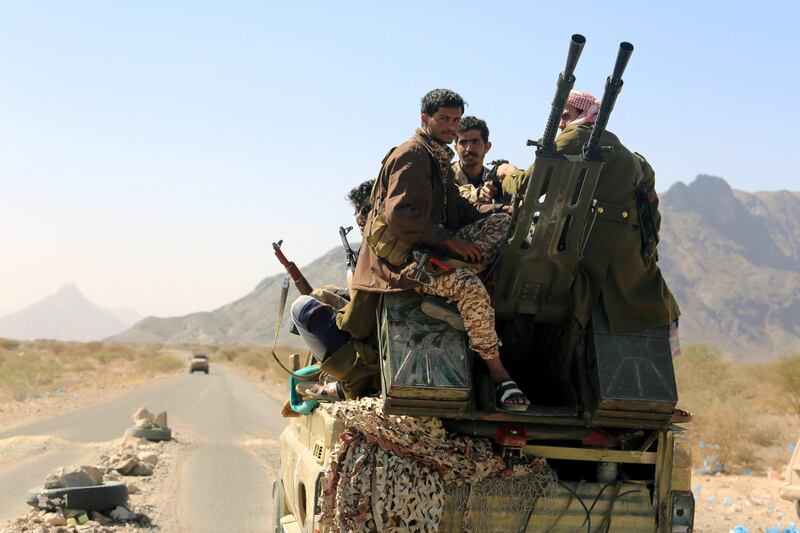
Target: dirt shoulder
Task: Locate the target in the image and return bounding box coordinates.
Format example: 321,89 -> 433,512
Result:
694,473 -> 799,532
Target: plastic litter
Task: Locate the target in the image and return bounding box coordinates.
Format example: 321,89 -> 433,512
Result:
694,483 -> 702,493
743,468 -> 751,476
729,526 -> 748,533
724,497 -> 733,506
706,496 -> 717,505
789,443 -> 796,453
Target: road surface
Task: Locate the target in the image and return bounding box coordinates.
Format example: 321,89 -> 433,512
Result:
0,365 -> 288,532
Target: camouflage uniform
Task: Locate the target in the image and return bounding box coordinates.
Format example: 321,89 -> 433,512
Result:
310,284 -> 349,310
417,213 -> 510,360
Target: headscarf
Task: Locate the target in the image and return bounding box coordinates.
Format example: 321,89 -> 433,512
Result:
566,91 -> 600,127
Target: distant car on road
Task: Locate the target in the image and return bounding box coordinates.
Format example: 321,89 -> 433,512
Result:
189,354 -> 209,374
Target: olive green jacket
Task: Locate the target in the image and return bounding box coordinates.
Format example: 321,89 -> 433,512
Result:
504,124 -> 680,332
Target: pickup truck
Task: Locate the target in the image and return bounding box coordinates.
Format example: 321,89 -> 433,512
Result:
275,34 -> 694,533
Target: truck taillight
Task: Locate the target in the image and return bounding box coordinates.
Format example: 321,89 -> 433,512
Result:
495,424 -> 527,447
670,490 -> 694,532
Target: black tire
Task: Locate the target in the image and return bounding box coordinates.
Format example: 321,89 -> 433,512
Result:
272,476 -> 285,533
125,426 -> 172,441
795,500 -> 800,520
26,481 -> 128,511
204,369 -> 209,374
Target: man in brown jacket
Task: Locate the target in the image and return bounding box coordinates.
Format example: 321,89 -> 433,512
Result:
352,89 -> 529,411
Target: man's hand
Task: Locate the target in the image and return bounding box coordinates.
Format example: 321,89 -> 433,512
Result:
495,163 -> 519,180
442,238 -> 484,263
477,182 -> 498,203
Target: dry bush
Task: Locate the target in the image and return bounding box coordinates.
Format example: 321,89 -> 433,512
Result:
774,353 -> 800,415
675,343 -> 759,469
0,340 -> 176,402
85,341 -> 104,353
0,338 -> 20,350
134,352 -> 184,376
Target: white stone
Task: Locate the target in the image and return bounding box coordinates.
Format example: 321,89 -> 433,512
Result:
42,512 -> 66,526
132,407 -> 154,423
134,418 -> 153,429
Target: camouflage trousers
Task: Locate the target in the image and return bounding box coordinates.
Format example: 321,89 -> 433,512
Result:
418,213 -> 511,361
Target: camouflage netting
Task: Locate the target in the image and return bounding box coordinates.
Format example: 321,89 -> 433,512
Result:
319,398 -> 558,533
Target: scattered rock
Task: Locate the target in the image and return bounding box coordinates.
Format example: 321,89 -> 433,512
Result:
42,512 -> 66,526
43,466 -> 97,489
132,407 -> 154,424
89,511 -> 112,525
126,482 -> 140,494
111,456 -> 138,475
134,417 -> 153,429
138,452 -> 159,466
131,463 -> 153,476
154,411 -> 167,428
109,505 -> 137,521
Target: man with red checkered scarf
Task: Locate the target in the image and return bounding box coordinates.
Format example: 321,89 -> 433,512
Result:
497,90 -> 681,352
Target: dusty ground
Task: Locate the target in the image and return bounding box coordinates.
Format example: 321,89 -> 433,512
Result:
2,433 -> 188,533
694,474 -> 799,532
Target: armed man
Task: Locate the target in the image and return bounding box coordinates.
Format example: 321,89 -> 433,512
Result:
349,88 -> 528,411
452,116 -> 510,211
499,89 -> 680,339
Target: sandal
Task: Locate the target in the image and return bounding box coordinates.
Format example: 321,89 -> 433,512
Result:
495,380 -> 530,412
295,381 -> 345,402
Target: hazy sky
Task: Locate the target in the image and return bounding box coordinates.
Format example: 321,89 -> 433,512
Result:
2,2 -> 798,318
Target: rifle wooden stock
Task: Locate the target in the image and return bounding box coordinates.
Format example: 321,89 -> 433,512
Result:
272,242 -> 313,295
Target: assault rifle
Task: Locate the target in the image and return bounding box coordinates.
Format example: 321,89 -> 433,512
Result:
272,240 -> 313,295
635,184 -> 659,258
339,226 -> 358,273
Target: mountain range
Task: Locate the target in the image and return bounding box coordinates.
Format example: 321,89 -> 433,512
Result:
111,175 -> 800,360
0,283 -> 142,342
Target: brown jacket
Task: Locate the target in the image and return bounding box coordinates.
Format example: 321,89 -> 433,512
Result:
351,132 -> 485,292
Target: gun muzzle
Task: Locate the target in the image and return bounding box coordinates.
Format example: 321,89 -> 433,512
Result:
612,42 -> 634,81
563,34 -> 587,78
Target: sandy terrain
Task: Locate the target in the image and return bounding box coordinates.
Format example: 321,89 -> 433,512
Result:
694,474 -> 799,532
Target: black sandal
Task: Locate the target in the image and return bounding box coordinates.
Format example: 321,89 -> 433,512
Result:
495,380 -> 530,412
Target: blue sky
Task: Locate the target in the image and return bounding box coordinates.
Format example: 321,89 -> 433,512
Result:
1,2 -> 797,317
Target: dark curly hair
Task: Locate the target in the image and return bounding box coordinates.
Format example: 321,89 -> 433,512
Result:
456,116 -> 489,143
347,180 -> 375,216
420,89 -> 466,116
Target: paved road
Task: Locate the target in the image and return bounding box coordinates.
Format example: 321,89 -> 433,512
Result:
0,365 -> 288,532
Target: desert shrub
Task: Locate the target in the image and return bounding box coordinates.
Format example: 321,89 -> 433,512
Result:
774,353 -> 800,415
134,353 -> 184,376
675,343 -> 760,469
0,338 -> 20,351
96,351 -> 126,365
85,341 -> 104,353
